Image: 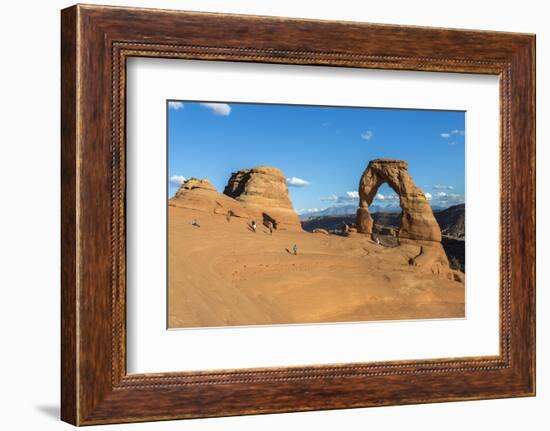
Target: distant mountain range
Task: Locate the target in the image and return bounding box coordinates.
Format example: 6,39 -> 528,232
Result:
302,204 -> 465,237
301,204 -> 466,271
299,204 -> 392,220
434,203 -> 465,239
300,202 -> 453,221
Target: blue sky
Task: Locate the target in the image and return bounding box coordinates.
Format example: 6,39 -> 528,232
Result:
168,101 -> 465,214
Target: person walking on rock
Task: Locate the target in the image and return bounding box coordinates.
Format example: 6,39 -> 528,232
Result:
293,244 -> 298,255
251,220 -> 257,233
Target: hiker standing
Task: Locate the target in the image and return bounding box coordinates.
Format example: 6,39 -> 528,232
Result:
265,220 -> 273,235
251,220 -> 257,233
293,244 -> 298,255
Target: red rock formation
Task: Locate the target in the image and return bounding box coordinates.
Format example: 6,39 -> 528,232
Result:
170,178 -> 249,218
175,178 -> 216,194
357,159 -> 441,242
170,168 -> 302,231
224,166 -> 302,231
356,159 -> 453,278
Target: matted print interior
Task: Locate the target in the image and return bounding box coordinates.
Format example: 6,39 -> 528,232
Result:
167,101 -> 466,329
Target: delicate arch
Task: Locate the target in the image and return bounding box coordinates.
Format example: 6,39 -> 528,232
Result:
356,159 -> 441,243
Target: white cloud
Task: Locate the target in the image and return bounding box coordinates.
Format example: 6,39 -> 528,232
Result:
433,184 -> 455,190
287,177 -> 311,187
374,193 -> 398,201
441,129 -> 464,142
298,208 -> 322,215
433,191 -> 464,205
169,175 -> 186,187
339,191 -> 359,202
361,130 -> 374,141
199,102 -> 231,116
168,101 -> 184,110
425,192 -> 433,200
321,191 -> 359,204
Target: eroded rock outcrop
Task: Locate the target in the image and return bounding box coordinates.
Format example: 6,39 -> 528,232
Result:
224,166 -> 302,231
175,178 -> 216,194
170,178 -> 249,218
356,159 -> 453,278
357,159 -> 440,241
312,228 -> 329,235
170,167 -> 302,231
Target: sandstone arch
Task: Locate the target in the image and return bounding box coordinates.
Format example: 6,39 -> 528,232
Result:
356,159 -> 441,242
356,159 -> 454,278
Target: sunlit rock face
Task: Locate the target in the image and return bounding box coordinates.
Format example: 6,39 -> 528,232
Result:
224,166 -> 302,231
357,159 -> 452,277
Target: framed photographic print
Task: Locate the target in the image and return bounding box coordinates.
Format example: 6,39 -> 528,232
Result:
61,4 -> 535,425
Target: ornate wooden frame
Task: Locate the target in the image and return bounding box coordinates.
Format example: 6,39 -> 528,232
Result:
61,4 -> 536,425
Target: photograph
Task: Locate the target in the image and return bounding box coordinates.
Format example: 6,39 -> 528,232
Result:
167,101 -> 466,328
